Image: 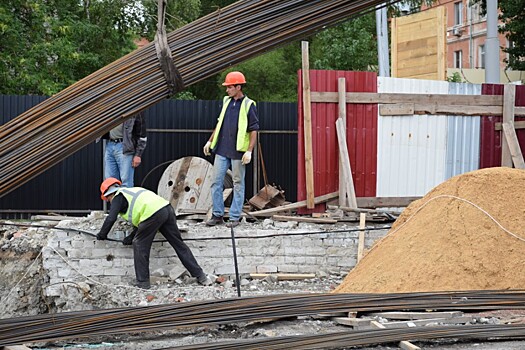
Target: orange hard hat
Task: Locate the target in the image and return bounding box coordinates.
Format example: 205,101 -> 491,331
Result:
100,177 -> 122,201
222,71 -> 246,86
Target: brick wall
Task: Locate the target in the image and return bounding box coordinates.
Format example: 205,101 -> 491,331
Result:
42,220 -> 388,297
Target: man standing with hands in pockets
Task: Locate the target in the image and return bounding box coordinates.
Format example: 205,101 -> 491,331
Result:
203,71 -> 259,228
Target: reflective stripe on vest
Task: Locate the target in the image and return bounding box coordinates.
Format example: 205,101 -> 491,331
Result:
117,188 -> 169,226
210,95 -> 255,152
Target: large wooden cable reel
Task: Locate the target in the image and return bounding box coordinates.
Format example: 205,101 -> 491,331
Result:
157,156 -> 232,215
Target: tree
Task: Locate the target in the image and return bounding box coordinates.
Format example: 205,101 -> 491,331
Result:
0,0 -> 138,95
498,0 -> 525,70
310,13 -> 378,71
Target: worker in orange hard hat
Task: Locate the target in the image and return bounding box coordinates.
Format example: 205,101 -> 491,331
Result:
97,177 -> 213,289
203,71 -> 259,228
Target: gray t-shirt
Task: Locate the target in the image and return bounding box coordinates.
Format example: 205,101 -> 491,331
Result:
109,125 -> 123,140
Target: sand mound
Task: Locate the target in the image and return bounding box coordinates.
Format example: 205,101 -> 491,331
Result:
335,167 -> 525,293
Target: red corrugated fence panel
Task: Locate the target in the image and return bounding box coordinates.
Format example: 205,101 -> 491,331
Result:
480,84 -> 525,168
297,70 -> 377,213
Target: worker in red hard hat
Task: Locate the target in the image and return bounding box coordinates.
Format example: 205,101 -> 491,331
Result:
203,71 -> 259,228
97,177 -> 212,289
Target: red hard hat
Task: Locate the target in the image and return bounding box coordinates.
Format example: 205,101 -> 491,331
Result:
222,71 -> 246,86
100,177 -> 122,201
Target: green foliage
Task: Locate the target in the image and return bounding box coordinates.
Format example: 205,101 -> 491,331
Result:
217,44 -> 301,102
310,13 -> 378,71
199,0 -> 236,17
140,0 -> 201,40
446,72 -> 463,82
0,0 -> 138,95
499,0 -> 525,70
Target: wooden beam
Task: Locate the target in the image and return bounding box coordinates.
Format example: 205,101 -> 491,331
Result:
301,41 -> 315,209
247,192 -> 339,217
383,104 -> 515,116
502,122 -> 525,169
336,118 -> 357,208
328,205 -> 402,215
357,213 -> 366,263
338,77 -> 348,207
272,215 -> 337,224
366,311 -> 463,320
250,273 -> 315,280
502,84 -> 516,167
379,103 -> 415,115
356,196 -> 421,208
496,120 -> 525,130
311,91 -> 503,106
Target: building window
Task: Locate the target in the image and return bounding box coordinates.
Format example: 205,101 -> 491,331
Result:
478,45 -> 486,69
454,1 -> 463,25
454,50 -> 462,69
467,2 -> 483,22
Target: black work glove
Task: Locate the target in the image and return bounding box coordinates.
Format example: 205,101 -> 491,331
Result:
122,232 -> 135,245
96,232 -> 107,240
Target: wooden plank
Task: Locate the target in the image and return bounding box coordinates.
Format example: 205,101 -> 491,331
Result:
380,316 -> 474,328
332,317 -> 372,328
502,84 -> 516,167
338,78 -> 348,207
357,213 -> 366,263
436,6 -> 447,81
250,273 -> 316,280
356,196 -> 421,208
366,311 -> 463,320
311,92 -> 503,106
301,41 -> 315,209
370,321 -> 421,350
327,205 -> 402,215
336,118 -> 357,208
247,192 -> 339,217
391,17 -> 398,77
496,120 -> 525,130
502,122 -> 525,169
272,215 -> 337,224
379,103 -> 414,115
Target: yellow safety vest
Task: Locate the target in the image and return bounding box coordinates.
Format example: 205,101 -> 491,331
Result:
117,188 -> 169,227
211,95 -> 255,152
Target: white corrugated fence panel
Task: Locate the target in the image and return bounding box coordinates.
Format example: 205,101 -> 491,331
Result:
377,77 -> 449,197
446,82 -> 481,179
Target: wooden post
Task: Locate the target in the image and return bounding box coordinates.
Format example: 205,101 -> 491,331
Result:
335,119 -> 357,208
338,78 -> 349,207
502,123 -> 525,169
501,84 -> 516,167
301,41 -> 315,209
357,213 -> 366,263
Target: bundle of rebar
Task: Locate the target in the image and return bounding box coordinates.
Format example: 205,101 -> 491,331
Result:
1,290 -> 525,346
169,324 -> 525,349
0,0 -> 399,198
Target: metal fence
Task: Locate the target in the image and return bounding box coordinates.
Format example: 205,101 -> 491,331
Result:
0,95 -> 297,218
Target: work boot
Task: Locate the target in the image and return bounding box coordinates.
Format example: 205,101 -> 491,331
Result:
226,220 -> 240,228
198,274 -> 214,286
132,280 -> 151,290
206,215 -> 224,226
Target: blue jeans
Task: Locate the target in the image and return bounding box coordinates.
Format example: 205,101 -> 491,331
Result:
104,141 -> 134,188
211,155 -> 245,221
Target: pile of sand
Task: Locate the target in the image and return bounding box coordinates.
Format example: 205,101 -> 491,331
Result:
335,167 -> 525,293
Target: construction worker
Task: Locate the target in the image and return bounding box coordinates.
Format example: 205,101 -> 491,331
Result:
96,178 -> 212,289
203,71 -> 259,228
100,111 -> 147,188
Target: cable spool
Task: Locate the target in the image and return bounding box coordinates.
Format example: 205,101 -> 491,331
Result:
157,156 -> 232,215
